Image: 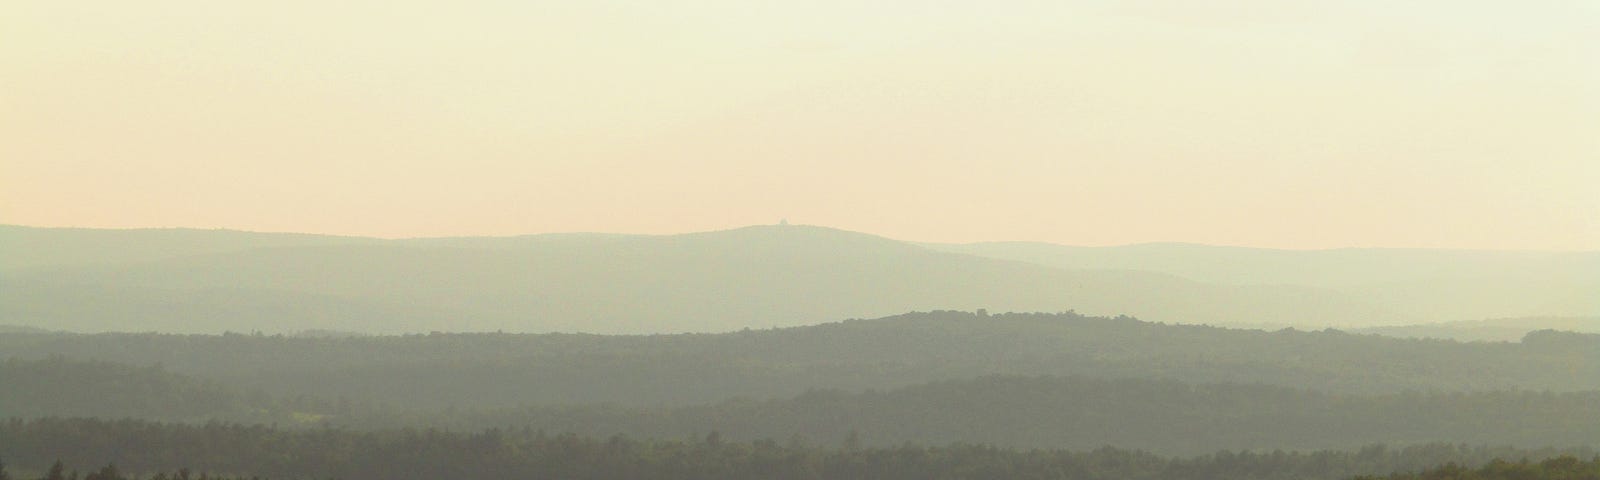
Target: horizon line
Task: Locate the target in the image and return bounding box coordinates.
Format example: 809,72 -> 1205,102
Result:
4,222 -> 1593,254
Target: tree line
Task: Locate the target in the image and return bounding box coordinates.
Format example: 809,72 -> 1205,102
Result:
0,458 -> 263,480
6,358 -> 1599,455
1353,456 -> 1600,480
2,418 -> 1596,480
2,311 -> 1595,411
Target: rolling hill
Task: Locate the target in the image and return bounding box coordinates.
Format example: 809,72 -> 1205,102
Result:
3,312 -> 1594,409
925,241 -> 1600,326
1353,317 -> 1600,342
387,375 -> 1600,455
3,354 -> 1595,455
2,224 -> 1594,334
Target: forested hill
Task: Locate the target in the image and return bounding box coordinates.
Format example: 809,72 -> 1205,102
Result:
3,312 -> 1595,409
6,358 -> 1596,454
1,418 -> 1595,480
356,375 -> 1600,455
4,224 -> 1595,334
0,357 -> 261,421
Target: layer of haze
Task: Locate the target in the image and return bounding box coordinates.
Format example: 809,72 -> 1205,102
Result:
3,0 -> 1596,250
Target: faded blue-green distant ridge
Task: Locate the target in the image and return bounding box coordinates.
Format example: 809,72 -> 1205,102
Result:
2,224 -> 1593,334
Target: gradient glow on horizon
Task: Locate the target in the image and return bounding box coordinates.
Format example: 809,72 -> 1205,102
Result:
3,0 -> 1597,249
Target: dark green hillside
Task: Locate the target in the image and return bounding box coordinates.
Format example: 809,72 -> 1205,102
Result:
2,312 -> 1594,409
5,357 -> 1593,454
1,418 -> 1595,480
0,357 -> 254,421
1355,456 -> 1600,480
354,375 -> 1600,455
0,357 -> 350,426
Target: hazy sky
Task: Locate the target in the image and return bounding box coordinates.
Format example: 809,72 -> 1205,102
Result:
3,0 -> 1596,249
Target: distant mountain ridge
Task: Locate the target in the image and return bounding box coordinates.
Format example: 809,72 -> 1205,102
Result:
0,224 -> 379,271
922,241 -> 1593,287
1,224 -> 1594,334
923,241 -> 1599,327
1354,317 -> 1600,342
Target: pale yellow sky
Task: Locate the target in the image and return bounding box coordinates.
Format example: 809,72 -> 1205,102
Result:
3,1 -> 1597,249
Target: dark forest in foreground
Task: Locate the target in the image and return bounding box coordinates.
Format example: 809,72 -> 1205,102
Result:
1355,456 -> 1600,480
2,418 -> 1596,480
4,311 -> 1595,476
